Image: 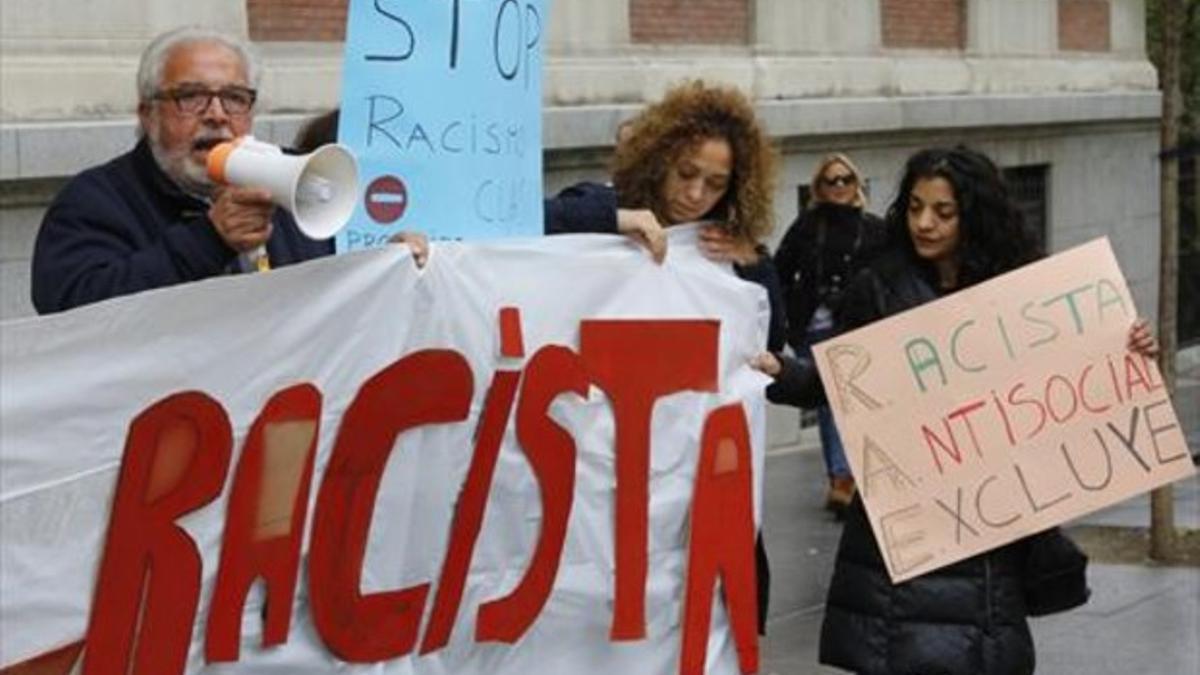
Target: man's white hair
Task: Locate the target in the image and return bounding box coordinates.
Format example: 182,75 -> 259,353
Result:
136,26 -> 261,102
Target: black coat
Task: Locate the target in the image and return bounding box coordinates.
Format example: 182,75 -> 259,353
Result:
773,202 -> 886,349
804,250 -> 1087,675
31,139 -> 333,314
821,496 -> 1038,675
543,181 -> 619,235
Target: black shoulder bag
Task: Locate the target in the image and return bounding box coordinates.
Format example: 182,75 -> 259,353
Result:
1022,527 -> 1091,617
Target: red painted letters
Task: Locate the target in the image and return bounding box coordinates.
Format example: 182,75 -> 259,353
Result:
679,404 -> 759,675
308,350 -> 473,662
476,345 -> 590,642
206,384 -> 323,662
83,392 -> 232,675
579,320 -> 719,640
70,316 -> 757,673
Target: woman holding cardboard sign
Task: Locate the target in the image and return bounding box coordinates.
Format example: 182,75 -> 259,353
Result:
753,146 -> 1158,675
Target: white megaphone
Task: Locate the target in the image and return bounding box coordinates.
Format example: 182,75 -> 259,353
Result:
206,136 -> 358,240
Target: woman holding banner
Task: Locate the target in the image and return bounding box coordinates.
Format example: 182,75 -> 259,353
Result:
753,146 -> 1159,675
604,81 -> 778,279
547,79 -> 783,634
545,79 -> 784,361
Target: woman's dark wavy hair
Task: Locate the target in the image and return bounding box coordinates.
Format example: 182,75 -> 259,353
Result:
611,80 -> 777,244
884,146 -> 1042,287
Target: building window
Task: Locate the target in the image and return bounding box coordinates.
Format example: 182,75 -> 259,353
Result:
630,0 -> 750,45
1058,0 -> 1112,52
880,0 -> 965,50
1003,164 -> 1050,250
247,0 -> 348,42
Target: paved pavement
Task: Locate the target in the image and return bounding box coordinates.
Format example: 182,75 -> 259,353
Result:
756,346 -> 1200,675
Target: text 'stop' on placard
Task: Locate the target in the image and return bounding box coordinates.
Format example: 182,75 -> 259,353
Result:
337,0 -> 548,251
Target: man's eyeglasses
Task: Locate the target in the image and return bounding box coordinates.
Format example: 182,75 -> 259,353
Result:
153,85 -> 257,116
820,174 -> 857,188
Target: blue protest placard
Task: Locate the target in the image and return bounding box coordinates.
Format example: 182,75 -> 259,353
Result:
337,0 -> 548,250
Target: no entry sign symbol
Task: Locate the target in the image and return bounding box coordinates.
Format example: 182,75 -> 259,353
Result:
365,175 -> 408,224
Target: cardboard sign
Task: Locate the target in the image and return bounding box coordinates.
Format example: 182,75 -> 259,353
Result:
813,238 -> 1196,583
336,0 -> 547,251
0,227 -> 769,674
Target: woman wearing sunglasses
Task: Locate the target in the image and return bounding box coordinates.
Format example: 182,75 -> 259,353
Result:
773,153 -> 887,514
545,80 -> 782,635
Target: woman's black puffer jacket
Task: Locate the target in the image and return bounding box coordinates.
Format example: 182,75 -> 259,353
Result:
808,250 -> 1087,675
820,496 -> 1035,675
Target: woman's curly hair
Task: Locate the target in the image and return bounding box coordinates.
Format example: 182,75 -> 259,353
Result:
612,80 -> 778,244
884,146 -> 1043,287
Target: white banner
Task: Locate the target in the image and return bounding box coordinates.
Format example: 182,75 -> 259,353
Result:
0,227 -> 769,675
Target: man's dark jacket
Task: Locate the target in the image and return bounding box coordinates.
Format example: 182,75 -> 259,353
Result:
32,138 -> 333,314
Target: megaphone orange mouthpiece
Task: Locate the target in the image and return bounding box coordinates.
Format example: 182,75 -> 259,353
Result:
206,138 -> 245,185
201,136 -> 359,241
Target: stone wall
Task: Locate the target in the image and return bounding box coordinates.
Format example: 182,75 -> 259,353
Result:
0,0 -> 1164,447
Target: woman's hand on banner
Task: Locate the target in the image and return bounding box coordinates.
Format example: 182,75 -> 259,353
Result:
389,230 -> 430,268
749,352 -> 782,377
616,209 -> 667,263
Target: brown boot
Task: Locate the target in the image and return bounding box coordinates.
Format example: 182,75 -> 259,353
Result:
825,476 -> 856,514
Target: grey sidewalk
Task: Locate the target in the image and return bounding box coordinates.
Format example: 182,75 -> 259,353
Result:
758,346 -> 1200,675
759,446 -> 1200,675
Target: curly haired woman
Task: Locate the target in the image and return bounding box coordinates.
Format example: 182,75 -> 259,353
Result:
605,80 -> 776,262
547,80 -> 783,633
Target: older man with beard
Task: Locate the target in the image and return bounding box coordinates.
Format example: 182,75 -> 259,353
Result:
31,27 -> 332,314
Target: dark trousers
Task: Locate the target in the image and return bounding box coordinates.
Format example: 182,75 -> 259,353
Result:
757,531 -> 770,634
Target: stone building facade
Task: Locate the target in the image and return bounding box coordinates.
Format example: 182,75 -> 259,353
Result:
1,2 -> 1162,442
